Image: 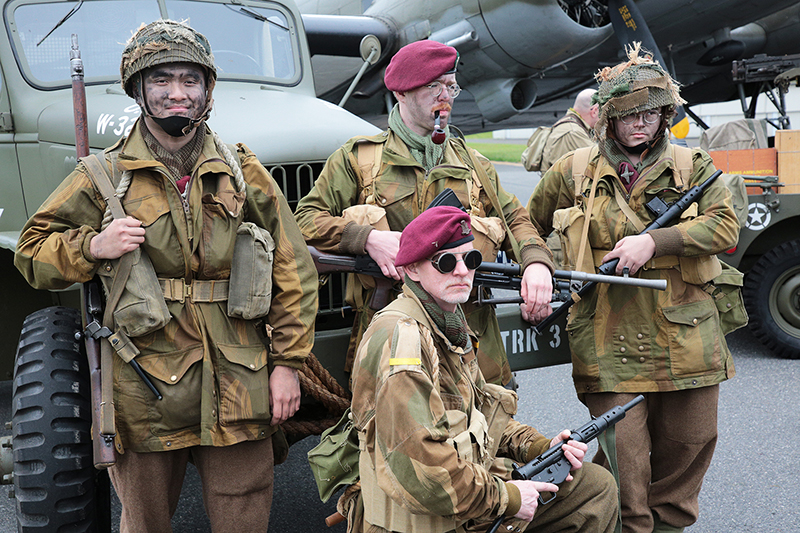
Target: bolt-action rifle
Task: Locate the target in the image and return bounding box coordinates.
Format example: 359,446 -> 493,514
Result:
533,169 -> 724,336
71,34 -> 118,469
309,248 -> 667,309
486,395 -> 645,533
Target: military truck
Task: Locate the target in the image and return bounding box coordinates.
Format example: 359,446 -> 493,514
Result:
0,0 -> 570,530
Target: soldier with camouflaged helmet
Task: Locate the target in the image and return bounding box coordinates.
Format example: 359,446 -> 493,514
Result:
343,206 -> 618,533
525,44 -> 739,533
294,40 -> 554,389
14,19 -> 318,531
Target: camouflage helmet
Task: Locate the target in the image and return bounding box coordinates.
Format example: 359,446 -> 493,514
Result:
592,43 -> 686,141
120,19 -> 217,99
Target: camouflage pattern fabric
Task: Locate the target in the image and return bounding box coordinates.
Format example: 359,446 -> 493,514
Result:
527,142 -> 738,393
15,121 -> 318,452
294,129 -> 553,385
349,288 -> 551,532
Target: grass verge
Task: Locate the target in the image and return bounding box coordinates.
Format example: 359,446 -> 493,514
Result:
464,141 -> 525,163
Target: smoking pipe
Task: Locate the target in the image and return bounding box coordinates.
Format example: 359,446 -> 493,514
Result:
432,110 -> 446,144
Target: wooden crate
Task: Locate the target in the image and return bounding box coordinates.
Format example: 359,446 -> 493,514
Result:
776,130 -> 800,194
708,148 -> 778,194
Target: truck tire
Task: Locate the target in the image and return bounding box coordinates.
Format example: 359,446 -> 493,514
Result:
12,306 -> 109,532
743,240 -> 800,359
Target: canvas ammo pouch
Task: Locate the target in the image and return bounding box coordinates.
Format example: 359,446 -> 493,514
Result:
552,205 -> 596,273
227,221 -> 275,320
96,250 -> 171,340
307,407 -> 361,503
470,215 -> 505,263
703,261 -> 748,335
83,154 -> 171,342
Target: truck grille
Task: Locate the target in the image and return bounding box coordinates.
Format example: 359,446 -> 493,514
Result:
267,161 -> 348,315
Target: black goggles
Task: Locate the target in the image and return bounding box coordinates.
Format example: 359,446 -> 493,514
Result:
429,249 -> 483,274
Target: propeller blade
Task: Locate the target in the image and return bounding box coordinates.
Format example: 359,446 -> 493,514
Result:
607,0 -> 689,138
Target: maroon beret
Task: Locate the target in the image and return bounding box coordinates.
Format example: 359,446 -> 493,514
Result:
384,40 -> 459,93
395,206 -> 474,267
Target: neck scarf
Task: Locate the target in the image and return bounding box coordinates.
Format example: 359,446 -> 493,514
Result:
598,133 -> 669,191
140,118 -> 206,188
388,103 -> 449,172
406,277 -> 471,351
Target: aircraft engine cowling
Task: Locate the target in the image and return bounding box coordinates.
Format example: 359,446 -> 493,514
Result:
468,78 -> 538,123
472,0 -> 613,73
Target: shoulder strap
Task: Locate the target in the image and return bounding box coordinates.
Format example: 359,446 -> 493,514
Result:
572,146 -> 601,273
355,140 -> 384,205
554,114 -> 584,129
82,153 -> 126,220
459,143 -> 522,262
671,144 -> 693,190
570,145 -> 596,202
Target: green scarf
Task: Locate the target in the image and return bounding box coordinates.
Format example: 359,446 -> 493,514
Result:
406,277 -> 471,351
599,133 -> 669,176
387,103 -> 448,172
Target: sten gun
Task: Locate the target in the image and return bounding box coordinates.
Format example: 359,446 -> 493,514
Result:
486,395 -> 645,533
309,247 -> 666,309
534,169 -> 724,335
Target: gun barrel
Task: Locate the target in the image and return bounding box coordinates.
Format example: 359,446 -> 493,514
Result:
621,394 -> 645,412
553,270 -> 667,291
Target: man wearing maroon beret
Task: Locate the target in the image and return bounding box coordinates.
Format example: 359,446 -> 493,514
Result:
296,40 -> 555,388
342,206 -> 618,533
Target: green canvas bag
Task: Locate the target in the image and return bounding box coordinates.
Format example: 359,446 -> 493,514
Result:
307,407 -> 360,502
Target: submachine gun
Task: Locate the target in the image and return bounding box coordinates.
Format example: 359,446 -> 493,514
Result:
486,395 -> 645,533
533,169 -> 724,336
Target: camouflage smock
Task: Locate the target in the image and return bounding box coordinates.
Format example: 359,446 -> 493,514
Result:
295,129 -> 553,385
350,287 -> 551,532
540,108 -> 594,173
527,144 -> 738,393
15,122 -> 318,453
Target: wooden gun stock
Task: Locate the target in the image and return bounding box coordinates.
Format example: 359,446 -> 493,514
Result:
309,246 -> 395,310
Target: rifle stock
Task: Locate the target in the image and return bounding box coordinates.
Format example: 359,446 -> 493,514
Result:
486,395 -> 644,533
309,246 -> 395,310
533,169 -> 724,335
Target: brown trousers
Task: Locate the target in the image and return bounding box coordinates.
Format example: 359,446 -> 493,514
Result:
109,438 -> 275,532
585,387 -> 719,533
526,461 -> 619,533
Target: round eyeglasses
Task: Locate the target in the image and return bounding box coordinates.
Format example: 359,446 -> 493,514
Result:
430,249 -> 482,274
424,82 -> 462,99
619,110 -> 662,125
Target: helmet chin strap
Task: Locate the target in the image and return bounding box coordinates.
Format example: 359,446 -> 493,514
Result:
135,73 -> 206,137
620,140 -> 651,155
149,115 -> 201,137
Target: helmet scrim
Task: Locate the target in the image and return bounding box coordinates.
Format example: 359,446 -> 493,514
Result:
592,42 -> 686,141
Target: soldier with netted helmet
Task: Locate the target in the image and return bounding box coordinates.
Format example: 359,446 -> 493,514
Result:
526,43 -> 740,533
15,19 -> 318,531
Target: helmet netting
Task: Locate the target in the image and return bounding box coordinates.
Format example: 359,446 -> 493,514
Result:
592,42 -> 686,141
